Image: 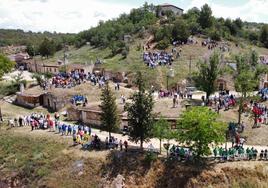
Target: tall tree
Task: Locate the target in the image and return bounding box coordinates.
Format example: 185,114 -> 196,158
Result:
176,107 -> 225,159
235,51 -> 265,124
100,82 -> 120,140
260,25 -> 268,48
152,117 -> 170,154
193,52 -> 221,100
127,72 -> 154,149
26,44 -> 35,57
39,38 -> 56,58
0,54 -> 15,79
198,4 -> 213,29
172,18 -> 190,43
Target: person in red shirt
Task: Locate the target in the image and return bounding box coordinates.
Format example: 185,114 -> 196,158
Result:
124,140 -> 128,152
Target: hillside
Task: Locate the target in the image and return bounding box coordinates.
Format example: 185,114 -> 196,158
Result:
1,126 -> 268,188
40,35 -> 268,89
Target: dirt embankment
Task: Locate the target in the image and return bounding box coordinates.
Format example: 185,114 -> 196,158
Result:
1,127 -> 268,188
102,150 -> 268,188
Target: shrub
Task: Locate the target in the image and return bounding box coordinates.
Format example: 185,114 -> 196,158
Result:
144,152 -> 157,164
157,38 -> 170,50
209,29 -> 221,41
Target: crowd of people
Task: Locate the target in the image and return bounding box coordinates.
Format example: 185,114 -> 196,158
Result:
212,146 -> 268,161
51,70 -> 87,88
201,38 -> 230,52
9,112 -> 130,151
250,101 -> 268,126
143,51 -> 173,68
169,145 -> 193,161
209,91 -> 236,113
259,88 -> 268,100
44,70 -> 108,90
71,95 -> 88,106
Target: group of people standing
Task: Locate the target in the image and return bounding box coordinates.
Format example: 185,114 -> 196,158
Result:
143,51 -> 173,68
213,146 -> 268,161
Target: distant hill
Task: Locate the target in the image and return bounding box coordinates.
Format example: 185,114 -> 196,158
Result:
0,29 -> 75,47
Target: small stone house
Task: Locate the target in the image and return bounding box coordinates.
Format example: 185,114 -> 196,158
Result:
158,4 -> 184,17
15,87 -> 45,108
43,92 -> 70,112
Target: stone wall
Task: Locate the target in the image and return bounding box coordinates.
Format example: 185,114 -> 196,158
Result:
66,107 -> 81,121
104,71 -> 125,82
15,93 -> 42,108
81,110 -> 102,127
159,6 -> 183,17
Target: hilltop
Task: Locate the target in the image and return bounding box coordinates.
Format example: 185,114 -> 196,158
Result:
26,3 -> 268,89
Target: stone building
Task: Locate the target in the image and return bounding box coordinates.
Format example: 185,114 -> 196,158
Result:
43,92 -> 70,112
66,106 -> 128,129
158,4 -> 184,17
15,87 -> 45,108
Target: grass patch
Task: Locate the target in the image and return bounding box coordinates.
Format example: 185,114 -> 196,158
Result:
0,81 -> 18,99
0,129 -> 102,187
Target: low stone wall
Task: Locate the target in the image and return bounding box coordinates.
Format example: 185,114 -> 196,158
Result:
81,110 -> 102,127
66,107 -> 81,121
67,106 -> 128,128
66,106 -> 178,130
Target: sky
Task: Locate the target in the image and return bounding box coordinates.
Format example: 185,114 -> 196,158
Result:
0,0 -> 268,33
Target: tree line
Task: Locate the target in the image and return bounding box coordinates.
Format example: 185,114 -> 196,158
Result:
151,4 -> 268,49
2,3 -> 268,58
99,71 -> 225,160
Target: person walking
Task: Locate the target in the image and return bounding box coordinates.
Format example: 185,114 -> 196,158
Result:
124,140 -> 128,152
119,140 -> 123,151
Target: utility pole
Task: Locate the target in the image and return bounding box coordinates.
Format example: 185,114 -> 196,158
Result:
33,45 -> 37,72
189,55 -> 192,85
189,55 -> 192,77
63,43 -> 67,73
166,75 -> 169,90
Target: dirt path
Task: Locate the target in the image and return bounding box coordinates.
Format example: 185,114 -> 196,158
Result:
5,124 -> 268,156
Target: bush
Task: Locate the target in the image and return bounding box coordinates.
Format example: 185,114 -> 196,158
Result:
144,152 -> 157,164
121,49 -> 129,59
209,29 -> 221,41
157,38 -> 170,50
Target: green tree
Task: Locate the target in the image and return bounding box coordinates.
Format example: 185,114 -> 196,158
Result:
26,44 -> 35,57
11,71 -> 27,91
235,68 -> 256,124
209,28 -> 221,41
157,38 -> 170,50
0,54 -> 15,79
32,73 -> 44,86
198,4 -> 213,29
234,18 -> 243,29
193,52 -> 221,100
235,51 -> 264,124
127,72 -> 154,149
176,107 -> 225,159
100,82 -> 120,140
172,18 -> 190,43
259,25 -> 268,48
39,38 -> 56,58
152,117 -> 170,154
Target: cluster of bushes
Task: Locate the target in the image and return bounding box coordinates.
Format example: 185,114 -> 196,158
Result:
0,29 -> 77,59
151,4 -> 268,49
75,3 -> 157,56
